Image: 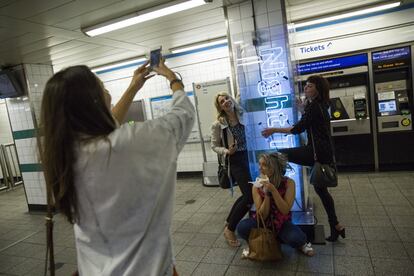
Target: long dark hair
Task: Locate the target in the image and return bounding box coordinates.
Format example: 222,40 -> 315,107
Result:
40,65 -> 116,223
307,75 -> 330,104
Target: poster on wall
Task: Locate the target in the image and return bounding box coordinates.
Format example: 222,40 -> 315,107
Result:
150,92 -> 200,142
193,78 -> 231,141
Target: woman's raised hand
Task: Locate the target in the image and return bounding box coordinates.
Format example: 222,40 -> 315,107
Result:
152,57 -> 176,81
296,97 -> 305,114
128,61 -> 153,92
263,181 -> 276,193
261,128 -> 275,138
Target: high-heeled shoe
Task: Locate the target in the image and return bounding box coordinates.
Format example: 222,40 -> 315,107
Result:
325,227 -> 345,242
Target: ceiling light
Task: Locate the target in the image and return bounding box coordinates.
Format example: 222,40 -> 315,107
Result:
82,0 -> 208,37
293,1 -> 401,29
91,56 -> 146,74
170,37 -> 228,54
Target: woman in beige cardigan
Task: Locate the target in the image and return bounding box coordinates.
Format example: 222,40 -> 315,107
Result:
211,92 -> 252,247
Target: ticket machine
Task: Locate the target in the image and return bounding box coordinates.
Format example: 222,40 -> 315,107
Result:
297,53 -> 374,171
372,46 -> 414,170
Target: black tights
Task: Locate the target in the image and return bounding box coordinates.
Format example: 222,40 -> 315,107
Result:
226,151 -> 253,232
279,146 -> 339,229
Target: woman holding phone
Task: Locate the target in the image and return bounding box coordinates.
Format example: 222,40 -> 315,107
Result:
40,58 -> 194,275
211,92 -> 252,247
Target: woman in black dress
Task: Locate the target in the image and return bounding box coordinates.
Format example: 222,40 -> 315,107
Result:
261,75 -> 345,242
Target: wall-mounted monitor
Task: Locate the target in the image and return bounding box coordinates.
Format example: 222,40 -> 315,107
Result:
378,100 -> 397,113
0,70 -> 24,99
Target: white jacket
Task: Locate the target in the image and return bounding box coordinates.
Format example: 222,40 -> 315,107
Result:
73,90 -> 194,276
210,111 -> 245,163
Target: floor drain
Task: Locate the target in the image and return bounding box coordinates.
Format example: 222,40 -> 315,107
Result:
185,199 -> 196,204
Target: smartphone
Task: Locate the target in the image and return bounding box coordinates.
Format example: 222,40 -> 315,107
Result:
150,47 -> 162,68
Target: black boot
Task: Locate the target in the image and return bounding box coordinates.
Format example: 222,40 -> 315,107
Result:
326,226 -> 345,242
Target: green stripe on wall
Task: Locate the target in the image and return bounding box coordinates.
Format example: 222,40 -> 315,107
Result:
12,129 -> 37,140
20,163 -> 43,172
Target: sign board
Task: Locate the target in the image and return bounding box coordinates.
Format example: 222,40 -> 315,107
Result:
297,53 -> 368,75
193,78 -> 231,141
372,46 -> 410,62
150,92 -> 200,143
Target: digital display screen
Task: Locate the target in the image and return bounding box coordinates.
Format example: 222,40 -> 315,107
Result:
372,46 -> 410,62
378,100 -> 397,113
150,48 -> 162,68
297,53 -> 368,75
0,73 -> 16,94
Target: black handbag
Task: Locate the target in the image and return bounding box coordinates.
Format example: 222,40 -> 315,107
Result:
217,128 -> 234,189
218,160 -> 231,189
309,104 -> 338,188
310,161 -> 337,188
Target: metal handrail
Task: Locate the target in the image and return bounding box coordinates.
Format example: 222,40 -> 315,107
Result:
0,147 -> 9,191
0,143 -> 23,189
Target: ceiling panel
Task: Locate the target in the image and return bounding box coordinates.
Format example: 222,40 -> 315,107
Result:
53,49 -> 143,72
54,48 -> 137,69
0,0 -> 71,19
137,22 -> 227,49
27,0 -> 123,26
287,0 -> 389,21
0,32 -> 47,52
17,40 -> 87,64
0,0 -> 410,70
0,0 -> 15,8
0,26 -> 27,41
51,45 -> 115,65
25,43 -> 99,62
0,36 -> 70,56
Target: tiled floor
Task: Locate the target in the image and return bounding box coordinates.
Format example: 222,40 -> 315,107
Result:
1,171 -> 414,275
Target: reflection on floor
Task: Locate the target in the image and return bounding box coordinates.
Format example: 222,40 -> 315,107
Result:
1,172 -> 414,275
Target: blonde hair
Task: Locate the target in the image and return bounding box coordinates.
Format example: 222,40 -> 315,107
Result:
259,152 -> 288,189
213,92 -> 243,122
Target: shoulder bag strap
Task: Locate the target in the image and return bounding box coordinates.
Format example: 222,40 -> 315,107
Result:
217,128 -> 229,166
309,127 -> 318,162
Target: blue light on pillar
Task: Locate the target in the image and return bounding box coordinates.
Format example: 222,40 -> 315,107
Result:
233,24 -> 303,210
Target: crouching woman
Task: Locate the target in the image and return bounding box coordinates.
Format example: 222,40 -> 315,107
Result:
237,152 -> 314,257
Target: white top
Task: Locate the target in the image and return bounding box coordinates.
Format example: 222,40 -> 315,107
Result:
73,90 -> 194,276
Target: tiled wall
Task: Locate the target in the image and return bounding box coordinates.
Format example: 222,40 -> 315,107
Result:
98,46 -> 232,171
6,64 -> 53,209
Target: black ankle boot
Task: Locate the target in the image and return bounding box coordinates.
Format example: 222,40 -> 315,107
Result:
326,227 -> 345,242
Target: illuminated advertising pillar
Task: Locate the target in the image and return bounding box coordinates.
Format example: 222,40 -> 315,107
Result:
228,1 -> 303,210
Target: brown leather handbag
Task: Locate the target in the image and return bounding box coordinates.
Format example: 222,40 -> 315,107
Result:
247,213 -> 283,261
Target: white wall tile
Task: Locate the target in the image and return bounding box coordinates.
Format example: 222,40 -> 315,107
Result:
269,11 -> 284,27
267,0 -> 282,12
240,2 -> 253,19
